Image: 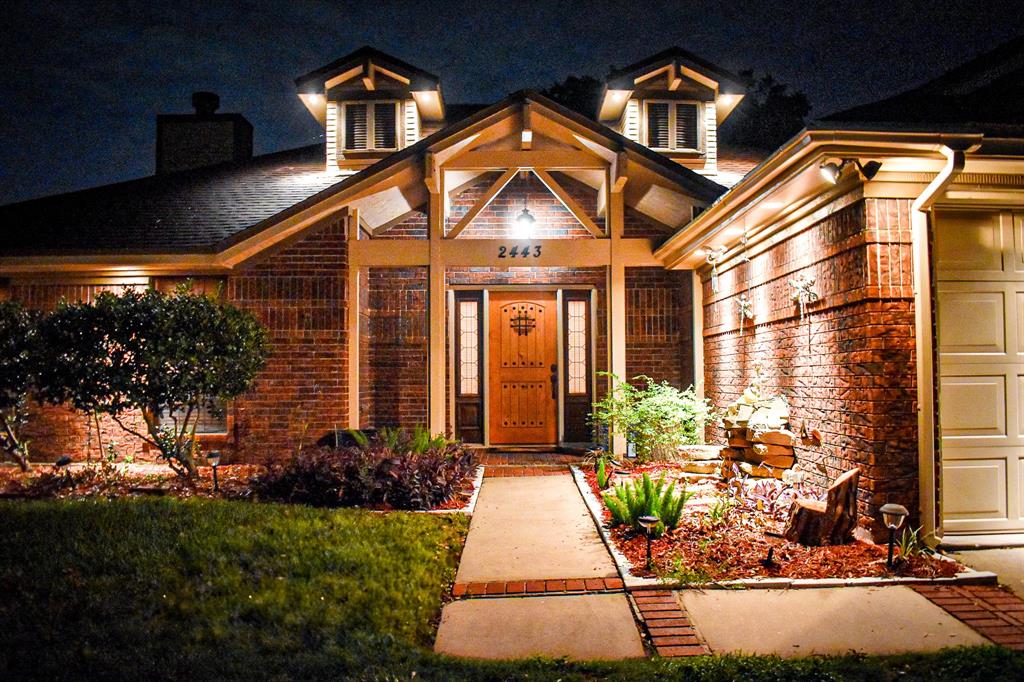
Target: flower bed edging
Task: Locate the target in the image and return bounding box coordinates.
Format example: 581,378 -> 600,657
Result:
569,465 -> 998,590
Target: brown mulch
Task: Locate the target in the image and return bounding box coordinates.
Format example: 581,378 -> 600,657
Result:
584,466 -> 963,582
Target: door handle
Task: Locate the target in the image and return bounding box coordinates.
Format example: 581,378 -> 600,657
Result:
550,364 -> 558,399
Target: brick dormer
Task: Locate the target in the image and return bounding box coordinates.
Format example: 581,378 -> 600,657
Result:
295,46 -> 445,174
597,48 -> 746,177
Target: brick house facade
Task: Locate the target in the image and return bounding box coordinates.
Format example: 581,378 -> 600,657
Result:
4,43 -> 1024,542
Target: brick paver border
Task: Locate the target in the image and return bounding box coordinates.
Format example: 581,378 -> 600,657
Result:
629,589 -> 709,657
483,466 -> 569,478
911,584 -> 1024,650
452,576 -> 624,598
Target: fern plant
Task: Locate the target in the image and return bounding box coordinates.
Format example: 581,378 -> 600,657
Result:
602,473 -> 693,537
596,456 -> 611,489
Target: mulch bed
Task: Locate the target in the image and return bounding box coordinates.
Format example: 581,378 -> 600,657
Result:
584,466 -> 962,582
0,462 -> 477,512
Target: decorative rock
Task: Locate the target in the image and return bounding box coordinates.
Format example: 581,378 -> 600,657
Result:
754,453 -> 796,469
737,462 -> 784,479
728,436 -> 752,448
679,459 -> 724,475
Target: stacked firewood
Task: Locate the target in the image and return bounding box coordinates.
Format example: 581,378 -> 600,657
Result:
720,387 -> 797,480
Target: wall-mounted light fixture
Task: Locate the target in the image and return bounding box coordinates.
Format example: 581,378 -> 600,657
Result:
512,178 -> 537,239
820,158 -> 882,184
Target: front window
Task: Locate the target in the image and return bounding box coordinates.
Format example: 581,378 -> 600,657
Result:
644,100 -> 701,151
159,398 -> 228,435
343,101 -> 399,151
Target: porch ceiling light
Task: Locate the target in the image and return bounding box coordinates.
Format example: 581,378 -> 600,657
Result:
820,158 -> 883,184
513,184 -> 536,238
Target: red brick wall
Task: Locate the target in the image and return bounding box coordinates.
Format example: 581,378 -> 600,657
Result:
702,197 -> 917,531
226,217 -> 349,463
359,267 -> 429,428
626,267 -> 694,388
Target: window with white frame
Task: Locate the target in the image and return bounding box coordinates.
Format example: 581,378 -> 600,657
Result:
644,100 -> 701,151
342,101 -> 399,151
158,398 -> 228,435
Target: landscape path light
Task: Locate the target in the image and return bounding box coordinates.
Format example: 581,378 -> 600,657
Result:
638,514 -> 659,570
880,502 -> 909,568
207,450 -> 222,493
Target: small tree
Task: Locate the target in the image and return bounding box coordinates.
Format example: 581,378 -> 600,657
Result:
591,373 -> 712,462
36,285 -> 269,478
0,301 -> 37,471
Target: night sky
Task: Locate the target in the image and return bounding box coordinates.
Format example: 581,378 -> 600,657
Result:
2,0 -> 1022,205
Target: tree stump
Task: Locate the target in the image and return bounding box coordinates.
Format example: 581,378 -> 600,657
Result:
783,468 -> 860,546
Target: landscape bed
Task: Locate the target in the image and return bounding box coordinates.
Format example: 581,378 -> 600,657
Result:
582,464 -> 963,582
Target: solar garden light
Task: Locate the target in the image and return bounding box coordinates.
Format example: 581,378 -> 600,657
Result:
880,503 -> 909,568
207,450 -> 222,492
638,515 -> 659,570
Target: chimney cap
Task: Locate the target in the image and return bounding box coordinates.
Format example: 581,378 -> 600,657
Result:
191,91 -> 220,116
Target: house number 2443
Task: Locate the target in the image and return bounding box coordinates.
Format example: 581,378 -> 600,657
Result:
498,244 -> 542,258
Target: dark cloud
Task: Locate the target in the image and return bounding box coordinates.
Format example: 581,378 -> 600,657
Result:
2,0 -> 1021,204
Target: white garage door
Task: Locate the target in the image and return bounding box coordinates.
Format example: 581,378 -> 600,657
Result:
936,209 -> 1024,534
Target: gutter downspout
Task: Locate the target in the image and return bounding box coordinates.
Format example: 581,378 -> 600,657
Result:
911,145 -> 965,543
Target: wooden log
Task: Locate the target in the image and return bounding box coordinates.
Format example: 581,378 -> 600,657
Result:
783,468 -> 860,546
750,428 -> 797,446
752,443 -> 794,458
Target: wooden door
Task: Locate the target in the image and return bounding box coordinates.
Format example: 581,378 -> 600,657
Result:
488,292 -> 559,444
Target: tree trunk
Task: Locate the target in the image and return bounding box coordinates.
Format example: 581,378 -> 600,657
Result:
783,468 -> 860,546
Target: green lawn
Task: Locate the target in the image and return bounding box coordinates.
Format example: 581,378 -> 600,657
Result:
0,498 -> 1021,681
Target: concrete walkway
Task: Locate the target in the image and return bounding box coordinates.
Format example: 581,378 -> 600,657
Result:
436,473 -> 644,660
680,586 -> 989,657
953,548 -> 1024,600
454,475 -> 617,582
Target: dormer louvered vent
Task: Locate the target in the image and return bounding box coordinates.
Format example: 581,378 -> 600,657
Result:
675,103 -> 699,150
646,102 -> 670,149
644,100 -> 701,151
373,102 -> 397,149
344,103 -> 368,150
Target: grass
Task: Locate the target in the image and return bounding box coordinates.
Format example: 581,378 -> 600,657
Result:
0,498 -> 1022,680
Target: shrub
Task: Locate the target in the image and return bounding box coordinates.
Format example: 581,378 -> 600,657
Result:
595,455 -> 611,489
602,472 -> 693,537
590,373 -> 713,462
0,301 -> 38,471
34,285 -> 269,478
251,432 -> 477,510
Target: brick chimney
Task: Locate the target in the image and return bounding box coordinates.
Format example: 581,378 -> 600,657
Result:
155,92 -> 253,175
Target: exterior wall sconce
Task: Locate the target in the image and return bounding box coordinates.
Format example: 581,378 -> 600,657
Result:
638,514 -> 659,570
705,246 -> 728,293
880,502 -> 909,568
514,206 -> 536,238
820,158 -> 882,184
207,450 -> 222,492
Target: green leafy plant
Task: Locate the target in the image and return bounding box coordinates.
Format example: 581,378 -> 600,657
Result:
595,455 -> 611,489
896,526 -> 930,561
602,472 -> 693,537
705,496 -> 734,527
34,285 -> 269,478
590,373 -> 713,462
0,301 -> 39,471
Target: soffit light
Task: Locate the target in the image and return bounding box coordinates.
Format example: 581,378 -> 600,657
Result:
820,158 -> 883,184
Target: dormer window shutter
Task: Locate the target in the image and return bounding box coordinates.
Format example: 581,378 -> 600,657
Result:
675,103 -> 699,150
344,103 -> 368,150
373,102 -> 398,149
646,102 -> 670,149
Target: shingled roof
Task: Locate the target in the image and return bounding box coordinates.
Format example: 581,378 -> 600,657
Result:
1,90 -> 726,258
0,144 -> 339,255
824,36 -> 1024,127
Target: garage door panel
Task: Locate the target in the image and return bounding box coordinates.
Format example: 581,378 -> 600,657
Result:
935,210 -> 1004,276
937,289 -> 1006,356
939,375 -> 1007,438
942,458 -> 1008,521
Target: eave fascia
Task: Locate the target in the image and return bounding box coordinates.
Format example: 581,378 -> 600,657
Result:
654,128 -> 986,269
